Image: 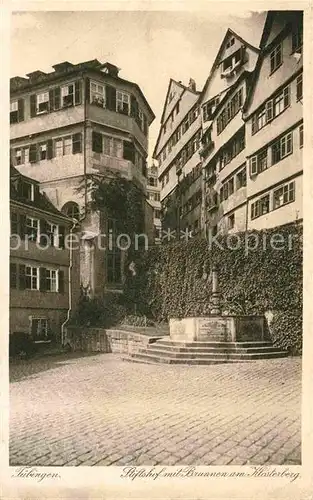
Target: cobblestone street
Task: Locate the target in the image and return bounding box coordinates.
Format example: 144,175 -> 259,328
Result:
10,354 -> 301,467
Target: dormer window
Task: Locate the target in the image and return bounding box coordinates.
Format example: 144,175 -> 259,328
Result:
15,149 -> 23,165
90,81 -> 105,107
61,84 -> 74,107
292,28 -> 303,54
221,47 -> 244,77
36,92 -> 49,113
21,181 -> 35,202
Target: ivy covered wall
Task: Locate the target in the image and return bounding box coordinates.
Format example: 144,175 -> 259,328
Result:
124,223 -> 303,354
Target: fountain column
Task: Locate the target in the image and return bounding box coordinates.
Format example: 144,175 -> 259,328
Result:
210,265 -> 221,315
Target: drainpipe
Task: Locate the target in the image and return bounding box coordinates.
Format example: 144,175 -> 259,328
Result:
61,218 -> 79,346
61,74 -> 88,345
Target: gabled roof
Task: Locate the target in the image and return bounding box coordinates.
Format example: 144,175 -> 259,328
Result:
199,28 -> 260,106
153,78 -> 200,159
242,11 -> 302,116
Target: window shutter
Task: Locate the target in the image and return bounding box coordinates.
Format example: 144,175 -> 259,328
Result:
29,144 -> 38,163
39,219 -> 48,246
30,94 -> 37,117
40,267 -> 47,291
58,270 -> 65,293
75,81 -> 82,105
19,264 -> 26,290
33,184 -> 40,201
72,132 -> 82,154
58,225 -> 66,249
106,85 -> 117,111
250,156 -> 258,176
123,141 -> 135,162
265,100 -> 273,122
251,114 -> 257,135
130,95 -> 138,119
54,87 -> 61,110
85,77 -> 90,103
283,86 -> 290,107
49,89 -> 55,111
47,139 -> 54,159
17,99 -> 24,122
92,131 -> 103,153
19,214 -> 26,239
10,263 -> 17,289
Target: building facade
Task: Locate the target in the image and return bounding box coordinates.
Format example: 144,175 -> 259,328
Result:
10,60 -> 155,297
243,10 -> 303,230
153,78 -> 202,235
146,164 -> 162,242
10,166 -> 80,342
198,29 -> 259,236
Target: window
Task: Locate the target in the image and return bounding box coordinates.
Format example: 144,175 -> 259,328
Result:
217,89 -> 243,134
116,91 -> 130,115
270,44 -> 282,73
25,217 -> 39,242
55,139 -> 64,157
61,84 -> 74,107
249,149 -> 268,176
10,263 -> 17,289
11,213 -> 18,234
292,28 -> 303,53
273,181 -> 295,209
236,166 -> 247,189
272,132 -> 293,165
296,74 -> 303,101
299,124 -> 303,148
47,223 -> 59,247
226,37 -> 235,49
46,269 -> 58,292
14,148 -> 23,165
31,318 -> 49,340
154,209 -> 161,219
10,99 -> 24,124
36,92 -> 49,113
221,178 -> 234,201
63,137 -> 72,155
62,202 -> 80,220
228,214 -> 235,230
203,96 -> 219,122
26,266 -> 39,290
273,86 -> 290,116
21,181 -> 34,201
251,195 -> 270,220
90,81 -> 105,107
148,177 -> 157,187
252,108 -> 266,135
39,143 -> 47,160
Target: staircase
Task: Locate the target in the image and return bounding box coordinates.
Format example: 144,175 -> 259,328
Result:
123,338 -> 288,365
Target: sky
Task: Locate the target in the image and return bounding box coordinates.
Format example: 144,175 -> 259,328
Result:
10,10 -> 267,162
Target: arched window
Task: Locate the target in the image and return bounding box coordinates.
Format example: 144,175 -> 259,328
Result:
61,201 -> 80,220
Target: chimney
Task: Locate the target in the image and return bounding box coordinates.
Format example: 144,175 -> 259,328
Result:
188,78 -> 196,92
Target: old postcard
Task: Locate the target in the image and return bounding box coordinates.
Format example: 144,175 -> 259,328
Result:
1,1 -> 312,499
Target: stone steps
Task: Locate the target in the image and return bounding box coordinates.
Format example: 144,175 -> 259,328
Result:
123,338 -> 288,365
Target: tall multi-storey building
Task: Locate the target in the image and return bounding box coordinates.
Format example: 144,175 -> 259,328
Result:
198,29 -> 260,236
10,166 -> 80,342
153,78 -> 202,235
146,164 -> 162,242
243,10 -> 303,230
10,60 -> 155,297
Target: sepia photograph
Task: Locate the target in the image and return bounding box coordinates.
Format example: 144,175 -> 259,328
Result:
8,8 -> 303,474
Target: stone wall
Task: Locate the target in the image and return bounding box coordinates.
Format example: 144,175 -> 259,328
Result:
66,327 -> 156,354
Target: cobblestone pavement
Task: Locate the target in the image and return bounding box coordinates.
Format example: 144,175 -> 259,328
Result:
10,354 -> 301,466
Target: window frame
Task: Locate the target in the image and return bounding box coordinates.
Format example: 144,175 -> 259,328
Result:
46,269 -> 59,292
270,43 -> 282,74
25,266 -> 39,291
116,90 -> 130,115
36,92 -> 50,114
90,80 -> 106,108
273,181 -> 295,210
25,217 -> 40,242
